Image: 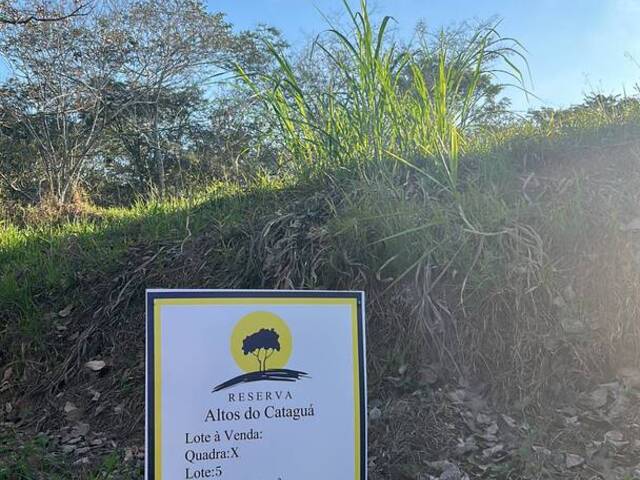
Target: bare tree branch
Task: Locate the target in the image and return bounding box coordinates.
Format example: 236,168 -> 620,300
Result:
0,1 -> 91,26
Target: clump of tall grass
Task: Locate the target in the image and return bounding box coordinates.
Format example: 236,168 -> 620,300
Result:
238,0 -> 527,191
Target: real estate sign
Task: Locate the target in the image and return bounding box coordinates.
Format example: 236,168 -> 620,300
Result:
146,290 -> 366,480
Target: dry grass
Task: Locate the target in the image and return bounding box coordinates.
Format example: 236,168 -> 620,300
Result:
3,131 -> 640,477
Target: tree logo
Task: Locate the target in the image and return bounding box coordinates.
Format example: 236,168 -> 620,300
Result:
242,328 -> 281,372
212,311 -> 308,392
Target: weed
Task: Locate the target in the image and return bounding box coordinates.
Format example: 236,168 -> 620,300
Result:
239,0 -> 526,190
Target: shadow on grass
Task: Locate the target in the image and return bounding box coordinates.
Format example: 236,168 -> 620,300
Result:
2,119 -> 640,340
0,180 -> 307,338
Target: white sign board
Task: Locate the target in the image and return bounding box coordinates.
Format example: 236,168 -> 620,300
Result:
146,290 -> 366,480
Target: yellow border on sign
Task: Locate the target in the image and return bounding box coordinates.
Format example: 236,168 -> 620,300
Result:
153,300 -> 162,477
152,296 -> 361,480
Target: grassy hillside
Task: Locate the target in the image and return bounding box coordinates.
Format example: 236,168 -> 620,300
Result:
3,1 -> 640,478
3,106 -> 640,478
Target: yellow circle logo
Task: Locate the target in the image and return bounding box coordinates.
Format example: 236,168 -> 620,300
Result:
230,312 -> 292,373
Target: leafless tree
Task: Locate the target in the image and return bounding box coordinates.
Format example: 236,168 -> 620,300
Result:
0,0 -> 278,203
107,0 -> 254,196
0,1 -> 130,204
0,0 -> 90,26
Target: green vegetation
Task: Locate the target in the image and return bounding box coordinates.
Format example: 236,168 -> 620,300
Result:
3,91 -> 639,367
1,180 -> 288,332
0,432 -> 142,479
239,0 -> 526,190
2,0 -> 640,478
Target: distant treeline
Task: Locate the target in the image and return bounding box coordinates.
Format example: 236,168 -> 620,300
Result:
0,0 -> 288,206
0,0 -> 637,209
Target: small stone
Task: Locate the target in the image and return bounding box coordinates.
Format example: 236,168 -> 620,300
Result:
447,389 -> 466,403
369,407 -> 382,421
476,413 -> 492,425
605,430 -> 628,447
124,448 -> 134,462
62,444 -> 76,454
566,453 -> 585,468
440,463 -> 463,480
482,444 -> 504,458
85,360 -> 106,372
454,436 -> 478,456
71,422 -> 90,437
585,443 -> 600,459
64,401 -> 82,421
480,433 -> 499,443
501,414 -> 517,428
486,422 -> 499,435
565,416 -> 579,426
419,366 -> 439,385
58,305 -> 73,317
588,387 -> 609,409
425,460 -> 451,472
88,388 -> 101,402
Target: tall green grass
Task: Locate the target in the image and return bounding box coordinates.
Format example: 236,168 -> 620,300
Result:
238,0 -> 526,190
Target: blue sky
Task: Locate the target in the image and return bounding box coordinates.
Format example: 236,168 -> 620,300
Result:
210,0 -> 640,112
